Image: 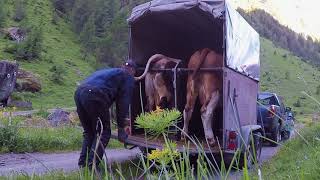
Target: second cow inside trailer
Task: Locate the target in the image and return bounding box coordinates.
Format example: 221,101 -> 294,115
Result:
114,0 -> 262,165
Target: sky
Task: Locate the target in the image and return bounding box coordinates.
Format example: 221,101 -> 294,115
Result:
229,0 -> 320,40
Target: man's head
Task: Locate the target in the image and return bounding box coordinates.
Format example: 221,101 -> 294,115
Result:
122,59 -> 137,76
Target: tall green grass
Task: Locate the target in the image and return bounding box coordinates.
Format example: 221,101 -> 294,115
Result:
0,117 -> 122,153
256,122 -> 320,180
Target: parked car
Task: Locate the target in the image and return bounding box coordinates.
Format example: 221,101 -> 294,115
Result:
257,92 -> 289,146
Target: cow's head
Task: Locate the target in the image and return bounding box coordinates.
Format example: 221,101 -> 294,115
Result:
134,54 -> 181,110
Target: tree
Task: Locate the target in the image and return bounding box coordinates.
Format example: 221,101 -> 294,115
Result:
80,14 -> 96,51
71,0 -> 94,33
0,0 -> 6,27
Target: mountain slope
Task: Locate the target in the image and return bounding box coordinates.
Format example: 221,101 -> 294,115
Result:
260,38 -> 320,115
0,0 -> 94,109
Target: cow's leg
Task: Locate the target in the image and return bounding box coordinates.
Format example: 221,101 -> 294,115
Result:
201,90 -> 219,146
182,80 -> 197,140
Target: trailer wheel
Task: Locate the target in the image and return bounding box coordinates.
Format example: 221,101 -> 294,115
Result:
240,132 -> 262,168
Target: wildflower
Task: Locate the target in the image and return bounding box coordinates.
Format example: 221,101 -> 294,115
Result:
154,106 -> 163,114
147,142 -> 180,165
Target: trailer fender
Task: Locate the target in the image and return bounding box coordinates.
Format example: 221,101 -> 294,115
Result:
239,125 -> 262,151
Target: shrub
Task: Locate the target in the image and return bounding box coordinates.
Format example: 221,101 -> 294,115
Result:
13,26 -> 43,60
285,71 -> 290,80
49,65 -> 67,84
316,85 -> 320,95
0,123 -> 19,152
293,99 -> 301,107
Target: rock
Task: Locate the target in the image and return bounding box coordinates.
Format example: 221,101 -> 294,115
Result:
312,113 -> 319,122
75,69 -> 83,77
0,60 -> 19,106
8,100 -> 32,110
47,108 -> 71,127
15,69 -> 42,93
68,111 -> 80,125
3,27 -> 26,42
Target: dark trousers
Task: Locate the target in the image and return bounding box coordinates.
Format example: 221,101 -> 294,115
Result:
74,85 -> 111,168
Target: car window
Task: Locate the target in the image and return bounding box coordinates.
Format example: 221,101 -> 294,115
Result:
258,95 -> 279,106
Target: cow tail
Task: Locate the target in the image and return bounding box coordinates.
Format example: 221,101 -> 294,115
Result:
191,48 -> 211,79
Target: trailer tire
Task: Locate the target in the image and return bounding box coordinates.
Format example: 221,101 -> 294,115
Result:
240,132 -> 262,169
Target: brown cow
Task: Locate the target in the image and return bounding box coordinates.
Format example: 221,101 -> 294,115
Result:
182,48 -> 222,146
135,54 -> 181,111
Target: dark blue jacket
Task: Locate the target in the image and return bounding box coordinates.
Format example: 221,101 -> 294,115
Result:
81,68 -> 135,128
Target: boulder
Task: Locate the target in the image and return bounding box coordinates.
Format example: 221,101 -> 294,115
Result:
8,100 -> 32,110
47,108 -> 71,127
3,27 -> 26,42
16,69 -> 42,93
0,60 -> 19,105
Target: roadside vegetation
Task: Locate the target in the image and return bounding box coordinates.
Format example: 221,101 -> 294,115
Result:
0,111 -> 122,153
256,121 -> 320,179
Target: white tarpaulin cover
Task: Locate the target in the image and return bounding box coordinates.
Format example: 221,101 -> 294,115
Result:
225,1 -> 260,80
128,0 -> 260,80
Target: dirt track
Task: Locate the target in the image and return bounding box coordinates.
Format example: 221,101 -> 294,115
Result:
0,121 -> 303,177
0,148 -> 141,176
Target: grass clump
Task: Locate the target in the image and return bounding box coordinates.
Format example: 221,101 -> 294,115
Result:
0,116 -> 122,153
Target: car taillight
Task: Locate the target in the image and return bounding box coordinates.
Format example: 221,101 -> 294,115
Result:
268,105 -> 276,118
227,131 -> 238,151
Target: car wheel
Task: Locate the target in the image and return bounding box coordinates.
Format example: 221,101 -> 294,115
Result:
281,130 -> 290,140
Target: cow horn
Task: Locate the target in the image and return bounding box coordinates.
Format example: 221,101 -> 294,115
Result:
134,54 -> 181,81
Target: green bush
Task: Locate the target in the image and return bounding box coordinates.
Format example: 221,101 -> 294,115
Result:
293,99 -> 302,107
13,26 -> 43,60
0,124 -> 19,152
49,65 -> 67,84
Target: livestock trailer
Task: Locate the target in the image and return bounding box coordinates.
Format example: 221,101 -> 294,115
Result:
116,0 -> 262,164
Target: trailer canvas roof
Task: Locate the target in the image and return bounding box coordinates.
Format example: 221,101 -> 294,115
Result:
128,0 -> 260,80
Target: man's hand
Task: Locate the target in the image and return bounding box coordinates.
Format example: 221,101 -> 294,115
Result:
118,128 -> 128,143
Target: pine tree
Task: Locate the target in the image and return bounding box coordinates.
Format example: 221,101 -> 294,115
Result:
0,0 -> 6,27
71,0 -> 94,33
80,14 -> 96,51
